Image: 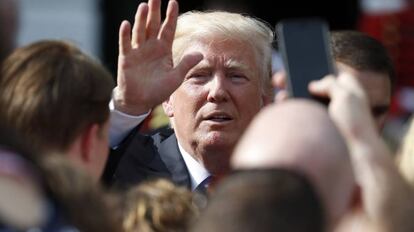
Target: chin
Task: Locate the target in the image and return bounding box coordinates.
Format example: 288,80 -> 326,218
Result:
202,132 -> 237,150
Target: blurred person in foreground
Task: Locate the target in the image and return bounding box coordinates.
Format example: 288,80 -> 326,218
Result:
121,178 -> 198,232
0,40 -> 114,180
190,169 -> 325,232
231,98 -> 355,231
0,124 -> 121,232
311,73 -> 414,232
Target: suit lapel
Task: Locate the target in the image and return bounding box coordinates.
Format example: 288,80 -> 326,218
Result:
158,134 -> 192,188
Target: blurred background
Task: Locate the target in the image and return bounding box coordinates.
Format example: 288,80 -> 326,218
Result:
2,0 -> 413,150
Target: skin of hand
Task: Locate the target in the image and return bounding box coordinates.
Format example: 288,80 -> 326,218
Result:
309,73 -> 414,232
114,0 -> 203,115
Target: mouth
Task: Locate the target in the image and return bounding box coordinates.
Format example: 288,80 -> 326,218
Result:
204,113 -> 233,123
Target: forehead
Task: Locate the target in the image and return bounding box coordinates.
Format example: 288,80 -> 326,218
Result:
336,62 -> 391,107
181,36 -> 260,74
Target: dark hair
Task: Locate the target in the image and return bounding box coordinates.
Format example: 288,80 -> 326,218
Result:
330,30 -> 395,90
0,40 -> 114,154
191,169 -> 325,232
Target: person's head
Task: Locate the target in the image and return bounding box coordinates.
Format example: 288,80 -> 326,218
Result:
232,100 -> 356,230
0,40 -> 114,180
121,178 -> 198,232
190,169 -> 325,232
331,30 -> 394,129
162,11 -> 274,175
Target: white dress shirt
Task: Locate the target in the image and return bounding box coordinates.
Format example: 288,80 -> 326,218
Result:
177,143 -> 210,190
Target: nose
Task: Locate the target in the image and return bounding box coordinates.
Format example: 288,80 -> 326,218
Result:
207,74 -> 229,103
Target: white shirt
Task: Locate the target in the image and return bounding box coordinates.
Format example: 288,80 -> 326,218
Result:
177,143 -> 210,190
109,100 -> 210,190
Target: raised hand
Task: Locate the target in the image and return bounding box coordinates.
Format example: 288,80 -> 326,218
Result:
308,72 -> 377,141
114,0 -> 203,115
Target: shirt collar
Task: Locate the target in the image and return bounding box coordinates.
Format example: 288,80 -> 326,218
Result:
177,142 -> 210,190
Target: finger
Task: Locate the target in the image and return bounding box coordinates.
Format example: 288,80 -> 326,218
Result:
159,0 -> 178,46
131,3 -> 149,47
272,70 -> 287,89
308,75 -> 337,98
119,20 -> 132,55
172,52 -> 203,81
336,72 -> 367,99
146,0 -> 161,39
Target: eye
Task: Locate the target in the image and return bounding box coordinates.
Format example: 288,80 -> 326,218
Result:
186,71 -> 211,84
228,73 -> 248,83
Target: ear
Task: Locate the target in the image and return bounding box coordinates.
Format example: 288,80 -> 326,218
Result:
79,124 -> 100,164
260,86 -> 274,107
162,97 -> 174,117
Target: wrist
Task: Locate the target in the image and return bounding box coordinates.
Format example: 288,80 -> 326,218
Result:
112,87 -> 151,116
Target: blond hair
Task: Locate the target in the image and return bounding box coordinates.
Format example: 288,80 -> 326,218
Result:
122,179 -> 198,232
173,11 -> 274,94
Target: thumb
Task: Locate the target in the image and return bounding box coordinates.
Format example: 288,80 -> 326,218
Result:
308,75 -> 336,98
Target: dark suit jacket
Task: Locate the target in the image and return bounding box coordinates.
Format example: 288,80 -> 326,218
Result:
102,127 -> 192,190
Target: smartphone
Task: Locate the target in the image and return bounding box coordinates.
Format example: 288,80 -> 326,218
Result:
276,18 -> 336,100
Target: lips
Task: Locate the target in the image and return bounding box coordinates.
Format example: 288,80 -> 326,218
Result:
204,112 -> 233,122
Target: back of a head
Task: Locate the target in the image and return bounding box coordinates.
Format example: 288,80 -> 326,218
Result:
0,40 -> 114,155
330,30 -> 395,89
231,100 -> 355,228
173,11 -> 274,92
190,169 -> 325,232
122,178 -> 198,232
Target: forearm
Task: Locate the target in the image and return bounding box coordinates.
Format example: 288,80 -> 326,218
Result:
349,136 -> 414,232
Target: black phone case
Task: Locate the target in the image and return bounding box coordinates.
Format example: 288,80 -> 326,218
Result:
276,18 -> 336,102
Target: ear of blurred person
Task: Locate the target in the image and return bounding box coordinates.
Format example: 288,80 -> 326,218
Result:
231,99 -> 357,230
190,169 -> 325,232
0,40 -> 114,180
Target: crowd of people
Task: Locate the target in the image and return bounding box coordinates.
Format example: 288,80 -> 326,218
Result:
1,0 -> 414,231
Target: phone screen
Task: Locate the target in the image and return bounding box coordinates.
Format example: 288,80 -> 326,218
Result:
276,19 -> 336,99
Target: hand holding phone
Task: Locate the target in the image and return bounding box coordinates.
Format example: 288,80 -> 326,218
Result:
276,18 -> 336,102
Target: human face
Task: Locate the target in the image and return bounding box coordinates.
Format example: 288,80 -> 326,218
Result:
164,36 -> 266,164
337,62 -> 391,129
